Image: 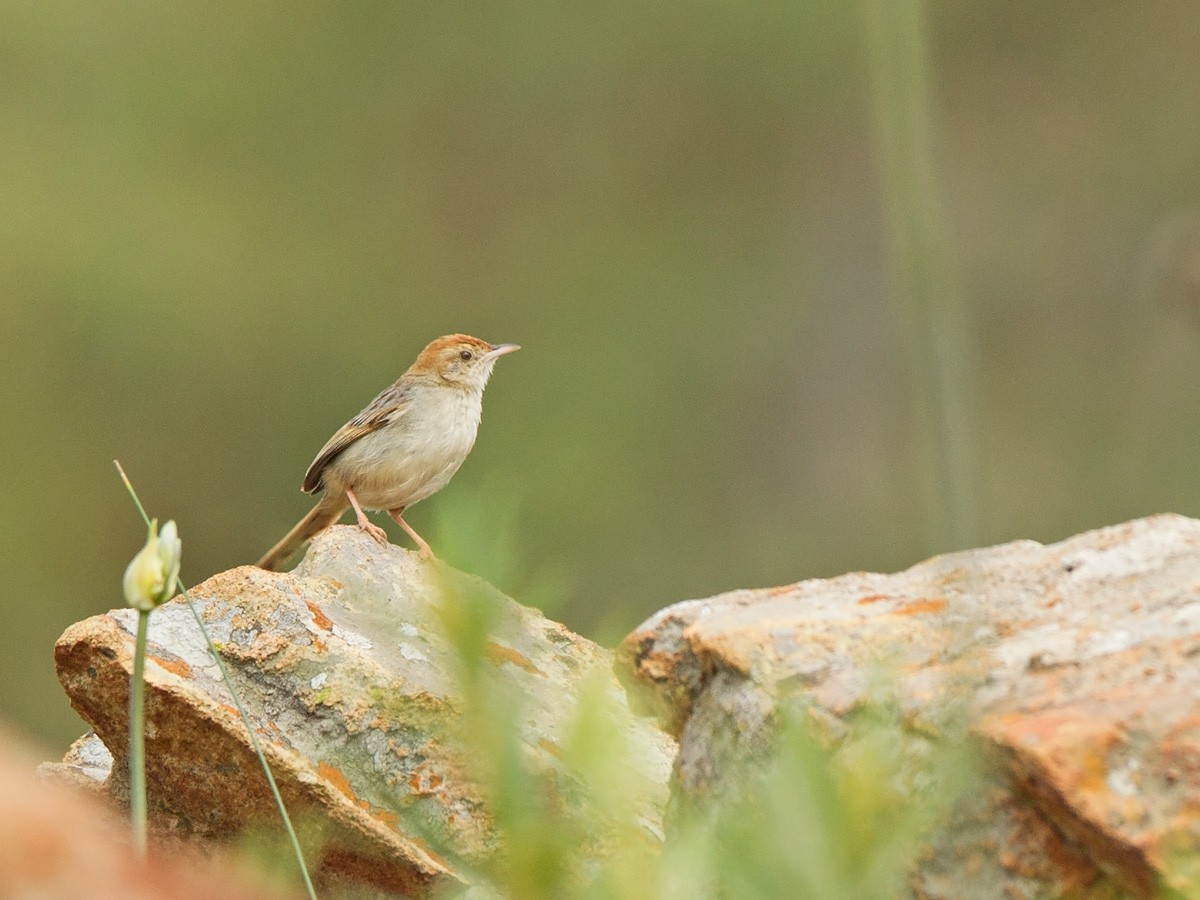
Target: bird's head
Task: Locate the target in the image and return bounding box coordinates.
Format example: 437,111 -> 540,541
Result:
408,334 -> 520,391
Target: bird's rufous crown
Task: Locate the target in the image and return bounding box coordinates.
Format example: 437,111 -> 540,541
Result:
407,334 -> 497,375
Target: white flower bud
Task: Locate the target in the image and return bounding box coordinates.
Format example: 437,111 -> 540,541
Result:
123,519 -> 182,611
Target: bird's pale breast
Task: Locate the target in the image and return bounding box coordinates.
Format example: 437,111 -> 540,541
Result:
326,384 -> 483,510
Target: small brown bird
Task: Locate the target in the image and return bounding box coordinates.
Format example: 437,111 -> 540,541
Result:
257,334 -> 519,570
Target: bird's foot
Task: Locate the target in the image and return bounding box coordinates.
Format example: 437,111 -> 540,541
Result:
345,488 -> 389,545
388,509 -> 435,560
359,521 -> 389,545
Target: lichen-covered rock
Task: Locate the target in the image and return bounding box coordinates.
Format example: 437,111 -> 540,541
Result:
56,525 -> 675,896
618,514 -> 1200,899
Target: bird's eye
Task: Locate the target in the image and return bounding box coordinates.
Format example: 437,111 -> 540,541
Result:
460,350 -> 473,361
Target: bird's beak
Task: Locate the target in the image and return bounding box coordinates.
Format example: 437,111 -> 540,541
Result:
482,343 -> 520,362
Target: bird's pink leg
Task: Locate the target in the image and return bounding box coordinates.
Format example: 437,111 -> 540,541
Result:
388,508 -> 434,559
345,488 -> 388,544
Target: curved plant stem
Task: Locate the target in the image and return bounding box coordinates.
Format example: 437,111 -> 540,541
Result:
114,460 -> 318,900
129,608 -> 150,857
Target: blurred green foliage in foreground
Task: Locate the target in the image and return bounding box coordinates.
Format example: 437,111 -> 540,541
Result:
428,570 -> 978,900
6,0 -> 1200,751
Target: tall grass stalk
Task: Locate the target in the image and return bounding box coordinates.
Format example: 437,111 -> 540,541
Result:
860,0 -> 979,552
114,461 -> 317,899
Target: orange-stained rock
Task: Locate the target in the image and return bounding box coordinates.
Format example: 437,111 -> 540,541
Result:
618,514 -> 1200,898
55,525 -> 675,897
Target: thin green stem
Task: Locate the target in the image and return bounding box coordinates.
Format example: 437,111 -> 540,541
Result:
114,460 -> 318,900
129,608 -> 149,857
859,0 -> 979,552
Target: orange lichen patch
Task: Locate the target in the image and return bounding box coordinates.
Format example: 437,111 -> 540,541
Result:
485,641 -> 545,677
372,807 -> 400,830
407,768 -> 445,795
538,738 -> 563,759
305,601 -> 334,632
895,598 -> 948,616
318,762 -> 409,836
1075,745 -> 1111,796
318,760 -> 358,803
311,635 -> 328,653
150,654 -> 193,679
928,565 -> 961,585
983,708 -> 1082,748
766,582 -> 797,597
988,710 -> 1129,802
858,593 -> 889,605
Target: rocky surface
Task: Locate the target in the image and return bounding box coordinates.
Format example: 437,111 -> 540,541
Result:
618,513 -> 1200,898
38,730 -> 114,793
55,525 -> 675,897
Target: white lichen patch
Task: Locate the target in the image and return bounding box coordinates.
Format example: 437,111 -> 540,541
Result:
399,643 -> 428,662
332,624 -> 373,650
1107,758 -> 1141,797
112,604 -> 224,674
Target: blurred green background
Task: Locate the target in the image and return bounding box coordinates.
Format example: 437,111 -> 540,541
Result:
5,0 -> 1200,751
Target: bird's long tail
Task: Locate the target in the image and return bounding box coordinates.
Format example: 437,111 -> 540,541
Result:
256,497 -> 348,571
